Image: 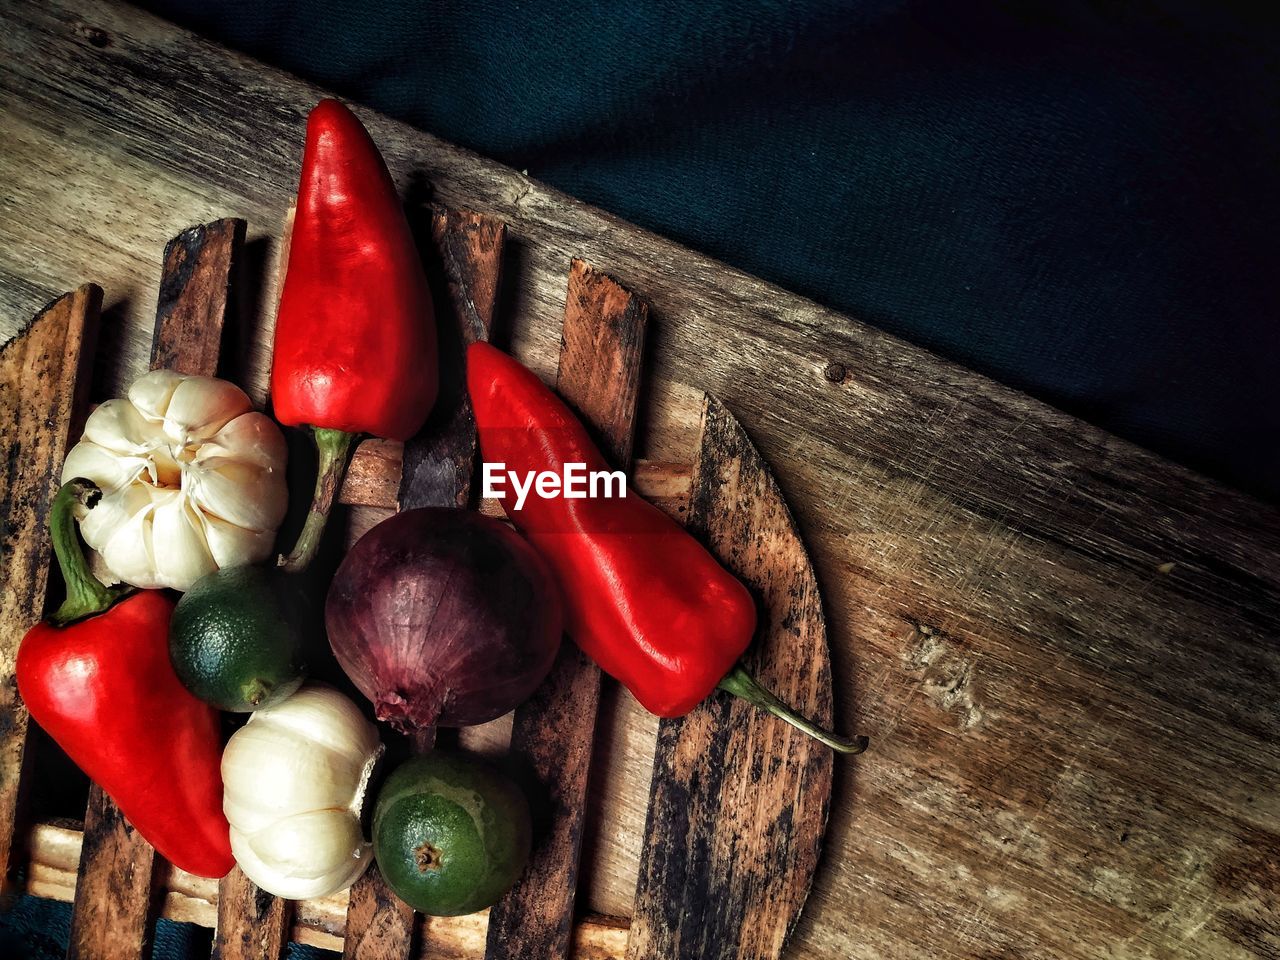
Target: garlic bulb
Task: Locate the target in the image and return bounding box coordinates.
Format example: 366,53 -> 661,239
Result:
61,369 -> 288,591
222,684 -> 383,899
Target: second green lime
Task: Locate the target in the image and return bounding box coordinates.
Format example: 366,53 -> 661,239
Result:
373,752 -> 531,916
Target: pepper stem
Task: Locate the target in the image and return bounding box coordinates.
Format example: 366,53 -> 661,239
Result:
278,427 -> 358,574
718,663 -> 868,754
50,479 -> 124,626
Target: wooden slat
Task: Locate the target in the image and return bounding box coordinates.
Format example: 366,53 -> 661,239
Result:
69,220 -> 246,960
215,870 -> 292,960
340,872 -> 415,960
344,439 -> 409,509
185,217 -> 297,960
0,285 -> 101,892
152,218 -> 244,376
627,395 -> 835,960
342,207 -> 506,960
68,789 -> 159,960
398,208 -> 506,512
554,259 -> 649,467
483,259 -> 648,960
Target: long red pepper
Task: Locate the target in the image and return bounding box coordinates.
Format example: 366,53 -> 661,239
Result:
467,342 -> 866,752
17,480 -> 234,878
271,99 -> 437,571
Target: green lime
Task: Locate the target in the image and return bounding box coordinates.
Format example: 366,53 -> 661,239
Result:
169,565 -> 309,712
373,753 -> 531,916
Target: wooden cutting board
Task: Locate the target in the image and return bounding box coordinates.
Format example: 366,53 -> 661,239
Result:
1,1 -> 1278,957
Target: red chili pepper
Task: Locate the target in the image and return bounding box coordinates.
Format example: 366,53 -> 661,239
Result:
467,343 -> 866,752
272,99 -> 438,571
16,480 -> 234,878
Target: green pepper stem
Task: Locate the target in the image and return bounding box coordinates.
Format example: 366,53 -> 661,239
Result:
718,663 -> 868,754
49,479 -> 124,626
278,427 -> 358,575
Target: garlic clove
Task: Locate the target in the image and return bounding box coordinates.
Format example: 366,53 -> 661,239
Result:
255,685 -> 383,763
82,399 -> 155,456
78,483 -> 150,546
61,441 -> 146,495
198,411 -> 290,470
187,458 -> 287,532
89,488 -> 165,589
245,809 -> 368,880
150,498 -> 218,591
230,819 -> 371,901
199,515 -> 277,571
160,375 -> 252,445
126,369 -> 185,423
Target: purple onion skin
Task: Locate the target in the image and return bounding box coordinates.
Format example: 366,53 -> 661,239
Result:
326,508 -> 563,732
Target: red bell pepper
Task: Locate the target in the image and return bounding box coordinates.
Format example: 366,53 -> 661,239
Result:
17,480 -> 234,878
272,99 -> 438,571
467,342 -> 866,752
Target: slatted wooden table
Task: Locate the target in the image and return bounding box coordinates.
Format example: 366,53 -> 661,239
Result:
2,1 -> 1279,958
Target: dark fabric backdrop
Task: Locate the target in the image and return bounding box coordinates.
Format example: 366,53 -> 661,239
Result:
2,1 -> 1276,956
130,0 -> 1279,501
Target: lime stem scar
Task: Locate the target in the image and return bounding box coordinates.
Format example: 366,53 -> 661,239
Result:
414,841 -> 443,873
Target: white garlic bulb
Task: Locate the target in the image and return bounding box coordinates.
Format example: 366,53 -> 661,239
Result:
61,369 -> 288,591
222,684 -> 383,899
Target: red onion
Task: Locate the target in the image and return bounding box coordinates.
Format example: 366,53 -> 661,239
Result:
326,508 -> 562,731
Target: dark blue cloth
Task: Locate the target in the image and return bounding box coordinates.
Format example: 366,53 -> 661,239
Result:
0,895 -> 333,959
132,0 -> 1278,500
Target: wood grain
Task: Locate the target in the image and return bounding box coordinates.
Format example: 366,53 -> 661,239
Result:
0,285 -> 100,893
483,260 -> 648,960
152,218 -> 244,377
343,439 -> 406,509
340,872 -> 415,960
342,208 -> 506,960
2,2 -> 1280,956
627,394 -> 834,960
69,220 -> 249,960
215,869 -> 292,960
68,787 -> 159,960
554,259 -> 649,468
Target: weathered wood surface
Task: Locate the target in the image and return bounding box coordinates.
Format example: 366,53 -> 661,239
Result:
24,820 -> 632,958
483,259 -> 649,960
215,872 -> 291,960
69,218 -> 246,960
0,285 -> 100,893
627,394 -> 835,960
152,219 -> 245,377
68,788 -> 157,960
2,2 -> 1280,956
342,208 -> 507,960
340,873 -> 415,960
